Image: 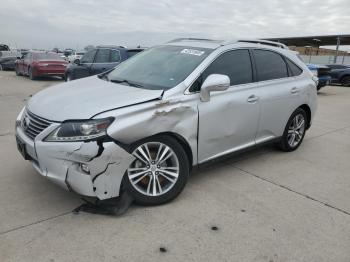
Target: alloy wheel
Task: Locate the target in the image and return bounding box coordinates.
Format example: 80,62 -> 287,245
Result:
127,142 -> 180,197
287,113 -> 305,147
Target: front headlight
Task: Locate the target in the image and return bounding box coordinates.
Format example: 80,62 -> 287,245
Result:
310,69 -> 318,77
45,117 -> 114,142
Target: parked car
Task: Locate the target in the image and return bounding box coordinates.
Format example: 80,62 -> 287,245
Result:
0,56 -> 17,70
15,39 -> 317,206
307,64 -> 331,90
325,64 -> 350,86
67,51 -> 85,63
64,46 -> 144,81
0,44 -> 10,51
15,51 -> 68,80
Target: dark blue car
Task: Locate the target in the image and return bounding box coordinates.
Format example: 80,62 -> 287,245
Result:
307,64 -> 331,91
326,64 -> 350,86
65,46 -> 144,81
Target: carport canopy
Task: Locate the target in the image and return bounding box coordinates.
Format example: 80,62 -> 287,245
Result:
264,34 -> 350,63
264,34 -> 350,47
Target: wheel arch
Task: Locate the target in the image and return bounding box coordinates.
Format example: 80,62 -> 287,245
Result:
119,131 -> 194,169
298,104 -> 311,129
340,74 -> 350,84
158,132 -> 193,168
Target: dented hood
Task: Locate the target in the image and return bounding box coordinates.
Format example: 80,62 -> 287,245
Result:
27,76 -> 163,121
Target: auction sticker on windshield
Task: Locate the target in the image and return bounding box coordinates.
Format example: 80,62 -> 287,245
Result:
180,49 -> 205,56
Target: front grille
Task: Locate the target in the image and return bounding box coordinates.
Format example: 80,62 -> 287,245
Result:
23,110 -> 53,140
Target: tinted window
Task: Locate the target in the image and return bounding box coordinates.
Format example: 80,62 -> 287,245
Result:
286,58 -> 303,76
94,49 -> 110,63
80,49 -> 97,63
110,50 -> 121,62
254,50 -> 288,81
202,50 -> 253,86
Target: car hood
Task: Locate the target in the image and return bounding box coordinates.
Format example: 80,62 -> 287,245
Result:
27,76 -> 163,121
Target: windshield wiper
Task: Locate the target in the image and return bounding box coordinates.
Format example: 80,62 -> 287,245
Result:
110,79 -> 145,88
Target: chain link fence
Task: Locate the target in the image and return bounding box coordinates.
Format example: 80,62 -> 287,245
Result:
300,55 -> 350,65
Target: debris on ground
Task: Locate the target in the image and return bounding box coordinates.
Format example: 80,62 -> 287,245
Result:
72,190 -> 134,216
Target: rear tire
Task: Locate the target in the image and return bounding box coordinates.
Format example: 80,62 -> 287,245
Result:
123,135 -> 189,206
277,108 -> 307,152
341,76 -> 350,87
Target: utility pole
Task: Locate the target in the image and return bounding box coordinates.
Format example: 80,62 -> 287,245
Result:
333,36 -> 341,63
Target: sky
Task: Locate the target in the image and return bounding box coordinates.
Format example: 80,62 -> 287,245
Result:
1,0 -> 350,51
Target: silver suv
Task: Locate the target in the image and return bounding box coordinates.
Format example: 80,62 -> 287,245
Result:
15,38 -> 317,205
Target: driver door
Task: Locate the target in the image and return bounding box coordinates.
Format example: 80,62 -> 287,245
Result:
74,49 -> 97,79
90,48 -> 112,75
197,49 -> 260,163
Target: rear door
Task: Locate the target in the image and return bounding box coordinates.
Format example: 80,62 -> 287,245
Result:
252,49 -> 303,143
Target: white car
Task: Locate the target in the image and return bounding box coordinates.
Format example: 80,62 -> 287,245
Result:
67,51 -> 85,63
15,38 -> 317,206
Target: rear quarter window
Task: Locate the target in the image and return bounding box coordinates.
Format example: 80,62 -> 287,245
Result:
253,49 -> 288,81
285,58 -> 303,76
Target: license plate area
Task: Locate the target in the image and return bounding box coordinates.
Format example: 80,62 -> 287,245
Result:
16,136 -> 32,160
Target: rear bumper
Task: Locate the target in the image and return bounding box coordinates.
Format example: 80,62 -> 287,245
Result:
317,76 -> 331,88
33,67 -> 66,77
15,108 -> 135,200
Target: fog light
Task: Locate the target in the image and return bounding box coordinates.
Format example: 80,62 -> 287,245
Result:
81,163 -> 90,174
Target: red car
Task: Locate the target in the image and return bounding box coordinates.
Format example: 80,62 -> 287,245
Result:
15,52 -> 68,80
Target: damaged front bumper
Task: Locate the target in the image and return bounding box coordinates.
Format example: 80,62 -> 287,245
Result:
15,113 -> 134,200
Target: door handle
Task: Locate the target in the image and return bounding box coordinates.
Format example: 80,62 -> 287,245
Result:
291,87 -> 299,94
247,95 -> 259,103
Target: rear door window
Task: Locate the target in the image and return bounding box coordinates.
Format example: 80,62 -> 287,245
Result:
110,50 -> 121,62
94,49 -> 110,63
253,49 -> 288,81
286,58 -> 303,76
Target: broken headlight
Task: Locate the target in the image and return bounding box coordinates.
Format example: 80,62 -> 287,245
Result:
45,118 -> 114,142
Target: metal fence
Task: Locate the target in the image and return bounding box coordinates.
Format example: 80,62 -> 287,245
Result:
300,55 -> 350,65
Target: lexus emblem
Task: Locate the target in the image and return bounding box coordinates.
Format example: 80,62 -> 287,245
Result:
22,116 -> 30,130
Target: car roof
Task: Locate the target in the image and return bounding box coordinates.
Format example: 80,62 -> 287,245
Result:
96,45 -> 126,49
165,38 -> 289,50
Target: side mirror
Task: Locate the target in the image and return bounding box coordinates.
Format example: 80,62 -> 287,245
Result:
17,57 -> 21,59
74,59 -> 80,65
200,74 -> 230,102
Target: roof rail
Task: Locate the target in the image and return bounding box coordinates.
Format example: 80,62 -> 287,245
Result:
237,39 -> 289,49
167,38 -> 222,43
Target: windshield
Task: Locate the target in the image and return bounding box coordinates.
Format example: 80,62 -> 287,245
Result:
107,45 -> 212,90
34,52 -> 64,60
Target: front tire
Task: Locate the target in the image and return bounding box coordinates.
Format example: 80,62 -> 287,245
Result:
277,108 -> 307,152
65,73 -> 72,82
123,135 -> 189,206
28,67 -> 35,80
